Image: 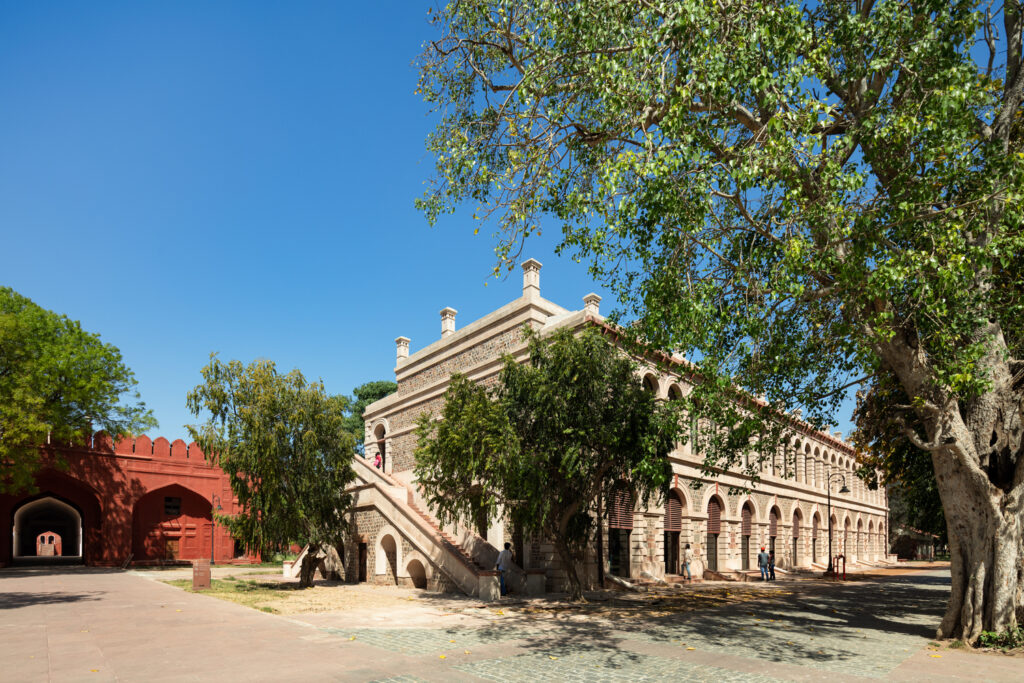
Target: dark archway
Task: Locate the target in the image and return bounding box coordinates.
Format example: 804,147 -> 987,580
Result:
407,559 -> 428,589
13,495 -> 83,560
132,484 -> 212,563
664,490 -> 684,575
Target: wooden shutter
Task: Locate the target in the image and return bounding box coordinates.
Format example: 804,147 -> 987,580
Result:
769,509 -> 779,537
792,512 -> 800,538
609,489 -> 634,529
741,504 -> 752,536
665,494 -> 682,532
707,498 -> 721,534
812,516 -> 819,539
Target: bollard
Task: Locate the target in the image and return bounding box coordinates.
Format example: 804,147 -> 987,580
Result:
192,558 -> 211,590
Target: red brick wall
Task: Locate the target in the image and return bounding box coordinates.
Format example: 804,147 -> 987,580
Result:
0,432 -> 257,567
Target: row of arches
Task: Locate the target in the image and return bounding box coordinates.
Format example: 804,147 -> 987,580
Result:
638,371 -> 883,507
8,482 -> 220,564
606,485 -> 885,578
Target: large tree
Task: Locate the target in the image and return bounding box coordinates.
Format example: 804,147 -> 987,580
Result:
417,1 -> 1024,640
342,380 -> 397,454
414,327 -> 679,601
187,356 -> 356,588
0,287 -> 156,493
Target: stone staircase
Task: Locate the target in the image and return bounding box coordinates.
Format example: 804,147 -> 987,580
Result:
349,456 -> 512,600
406,500 -> 490,575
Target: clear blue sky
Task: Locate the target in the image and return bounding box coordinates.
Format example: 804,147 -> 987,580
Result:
1,1 -> 854,440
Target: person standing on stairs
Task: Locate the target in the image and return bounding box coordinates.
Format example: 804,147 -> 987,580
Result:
496,542 -> 513,597
682,543 -> 693,581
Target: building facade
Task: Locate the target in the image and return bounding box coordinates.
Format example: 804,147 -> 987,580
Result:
344,260 -> 890,595
0,432 -> 256,567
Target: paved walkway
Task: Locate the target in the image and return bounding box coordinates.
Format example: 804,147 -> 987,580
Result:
1,566 -> 1020,682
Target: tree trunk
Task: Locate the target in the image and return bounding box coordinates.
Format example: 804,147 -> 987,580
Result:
932,442 -> 1024,642
879,328 -> 1024,643
299,543 -> 321,589
553,535 -> 585,601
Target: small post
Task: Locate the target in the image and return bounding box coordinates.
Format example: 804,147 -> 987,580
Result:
192,558 -> 211,590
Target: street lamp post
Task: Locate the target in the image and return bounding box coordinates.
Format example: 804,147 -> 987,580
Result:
826,471 -> 850,574
211,494 -> 222,565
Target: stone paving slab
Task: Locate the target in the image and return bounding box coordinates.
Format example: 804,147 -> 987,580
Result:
2,565 -> 1020,682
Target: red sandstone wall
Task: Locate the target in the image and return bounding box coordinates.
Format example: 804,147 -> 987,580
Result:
0,432 -> 257,567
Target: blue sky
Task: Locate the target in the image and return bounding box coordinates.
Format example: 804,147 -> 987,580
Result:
0,1 -> 613,440
1,1 -> 856,440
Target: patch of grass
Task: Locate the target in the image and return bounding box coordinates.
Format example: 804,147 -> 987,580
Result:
948,639 -> 965,649
162,577 -> 300,612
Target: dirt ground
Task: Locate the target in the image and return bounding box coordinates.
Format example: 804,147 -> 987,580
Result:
137,565 -> 795,629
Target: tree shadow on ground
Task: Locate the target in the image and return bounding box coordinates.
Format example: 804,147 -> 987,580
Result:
0,590 -> 104,609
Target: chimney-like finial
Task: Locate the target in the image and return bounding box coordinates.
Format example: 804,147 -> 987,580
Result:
583,292 -> 602,317
440,307 -> 457,338
522,258 -> 542,297
395,336 -> 411,363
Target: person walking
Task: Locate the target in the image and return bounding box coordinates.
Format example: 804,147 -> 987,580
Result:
768,549 -> 777,581
495,542 -> 513,597
757,546 -> 770,581
681,543 -> 693,581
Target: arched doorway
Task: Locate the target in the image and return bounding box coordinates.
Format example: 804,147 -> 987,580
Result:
812,513 -> 820,563
768,507 -> 780,555
373,424 -> 387,472
13,496 -> 83,560
843,517 -> 851,556
664,490 -> 684,575
608,486 -> 633,577
132,485 -> 212,562
378,533 -> 398,584
407,559 -> 427,589
740,502 -> 754,570
856,519 -> 864,561
706,497 -> 723,571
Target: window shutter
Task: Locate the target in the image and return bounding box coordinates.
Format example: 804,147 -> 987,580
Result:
609,489 -> 634,530
707,499 -> 721,534
812,516 -> 819,539
769,510 -> 779,537
741,504 -> 752,535
792,513 -> 801,538
665,494 -> 682,532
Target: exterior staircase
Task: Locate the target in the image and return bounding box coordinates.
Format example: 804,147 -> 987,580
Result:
347,456 -> 528,600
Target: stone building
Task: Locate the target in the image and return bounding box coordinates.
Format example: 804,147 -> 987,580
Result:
342,260 -> 891,597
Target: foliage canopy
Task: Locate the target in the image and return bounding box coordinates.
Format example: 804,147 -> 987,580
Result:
187,356 -> 356,587
342,380 -> 397,453
418,0 -> 1024,638
415,326 -> 680,600
0,287 -> 156,493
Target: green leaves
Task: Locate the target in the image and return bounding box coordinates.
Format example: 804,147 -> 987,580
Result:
0,287 -> 156,493
414,326 -> 679,597
417,0 -> 1024,464
186,356 -> 356,559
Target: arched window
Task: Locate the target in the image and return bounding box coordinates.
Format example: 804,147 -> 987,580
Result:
664,491 -> 684,574
740,502 -> 754,570
706,497 -> 723,571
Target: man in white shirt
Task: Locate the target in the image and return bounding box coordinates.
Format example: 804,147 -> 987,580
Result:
495,542 -> 514,596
